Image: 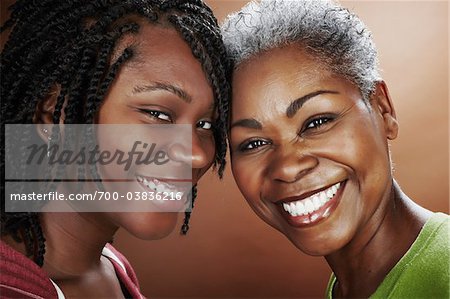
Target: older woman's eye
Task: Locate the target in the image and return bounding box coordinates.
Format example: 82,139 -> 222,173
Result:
304,115 -> 334,131
197,120 -> 213,130
239,139 -> 270,152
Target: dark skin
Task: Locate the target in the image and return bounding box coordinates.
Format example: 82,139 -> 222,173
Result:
229,45 -> 432,298
3,23 -> 216,297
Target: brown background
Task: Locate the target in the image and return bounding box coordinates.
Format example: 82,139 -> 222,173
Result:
1,1 -> 448,298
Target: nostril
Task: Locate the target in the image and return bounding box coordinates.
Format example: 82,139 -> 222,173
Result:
270,154 -> 319,183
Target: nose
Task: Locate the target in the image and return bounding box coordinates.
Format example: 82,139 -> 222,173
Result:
268,144 -> 318,183
167,134 -> 212,170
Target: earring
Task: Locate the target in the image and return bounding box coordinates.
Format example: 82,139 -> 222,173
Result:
41,128 -> 52,140
42,128 -> 52,157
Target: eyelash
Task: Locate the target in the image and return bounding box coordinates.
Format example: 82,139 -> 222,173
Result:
197,120 -> 213,130
239,139 -> 270,152
144,109 -> 171,122
141,109 -> 213,131
302,114 -> 335,133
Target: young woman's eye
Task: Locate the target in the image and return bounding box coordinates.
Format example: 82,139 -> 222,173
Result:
142,109 -> 171,122
304,115 -> 334,131
197,120 -> 213,130
239,139 -> 270,152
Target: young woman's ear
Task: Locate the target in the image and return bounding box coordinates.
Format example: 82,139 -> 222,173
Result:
33,85 -> 63,142
371,81 -> 399,140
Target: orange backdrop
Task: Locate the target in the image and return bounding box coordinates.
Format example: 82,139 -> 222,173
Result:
1,1 -> 448,298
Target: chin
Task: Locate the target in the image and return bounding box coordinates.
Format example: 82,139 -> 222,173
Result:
284,229 -> 352,257
288,238 -> 335,256
120,212 -> 179,240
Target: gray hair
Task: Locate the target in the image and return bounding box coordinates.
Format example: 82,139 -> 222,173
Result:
221,0 -> 381,99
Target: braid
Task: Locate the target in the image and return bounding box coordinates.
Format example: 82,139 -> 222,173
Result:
87,48 -> 134,191
1,0 -> 231,265
29,214 -> 46,267
168,14 -> 231,177
181,185 -> 198,235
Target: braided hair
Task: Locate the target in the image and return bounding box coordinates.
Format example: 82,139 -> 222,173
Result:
1,0 -> 231,267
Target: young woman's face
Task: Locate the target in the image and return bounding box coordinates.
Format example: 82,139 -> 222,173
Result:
229,45 -> 398,255
96,23 -> 216,239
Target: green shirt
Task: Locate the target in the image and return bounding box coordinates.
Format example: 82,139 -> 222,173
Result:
326,212 -> 450,298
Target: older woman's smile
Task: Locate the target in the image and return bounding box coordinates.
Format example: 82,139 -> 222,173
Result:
276,180 -> 346,227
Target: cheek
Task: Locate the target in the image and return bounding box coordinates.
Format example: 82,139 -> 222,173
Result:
231,157 -> 262,203
205,138 -> 216,163
318,116 -> 389,176
202,136 -> 217,165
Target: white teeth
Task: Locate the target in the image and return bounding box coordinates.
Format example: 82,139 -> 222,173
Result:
320,191 -> 328,203
138,175 -> 185,196
281,181 -> 342,217
149,181 -> 156,190
145,180 -> 156,191
296,201 -> 306,215
143,178 -> 150,188
319,193 -> 327,204
326,189 -> 333,198
283,203 -> 291,213
312,196 -> 321,209
304,199 -> 314,213
289,202 -> 297,216
156,184 -> 165,193
290,202 -> 297,212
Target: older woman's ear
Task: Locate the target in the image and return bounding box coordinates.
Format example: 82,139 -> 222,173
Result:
372,81 -> 399,140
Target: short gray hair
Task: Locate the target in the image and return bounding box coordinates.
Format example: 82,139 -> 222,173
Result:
221,0 -> 381,99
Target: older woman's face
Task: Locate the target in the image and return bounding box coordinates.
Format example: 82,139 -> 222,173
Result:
229,45 -> 398,255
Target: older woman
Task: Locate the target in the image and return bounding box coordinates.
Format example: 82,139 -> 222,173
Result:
222,0 -> 449,298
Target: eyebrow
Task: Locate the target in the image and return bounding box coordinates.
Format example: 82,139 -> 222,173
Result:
286,90 -> 339,118
132,82 -> 192,103
230,118 -> 262,130
230,90 -> 339,130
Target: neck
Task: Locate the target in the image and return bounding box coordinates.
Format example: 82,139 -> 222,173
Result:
325,180 -> 432,298
40,201 -> 118,279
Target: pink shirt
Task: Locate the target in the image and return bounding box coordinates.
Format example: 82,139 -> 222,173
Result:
0,240 -> 145,298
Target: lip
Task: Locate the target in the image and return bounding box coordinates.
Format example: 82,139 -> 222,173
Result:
137,173 -> 193,183
275,183 -> 340,204
277,180 -> 347,228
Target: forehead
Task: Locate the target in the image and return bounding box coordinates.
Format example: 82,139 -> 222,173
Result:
230,45 -> 362,120
231,46 -> 333,115
113,22 -> 213,100
122,23 -> 194,71
232,45 -> 331,100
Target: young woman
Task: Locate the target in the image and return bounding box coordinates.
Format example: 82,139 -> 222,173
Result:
0,0 -> 230,297
222,0 -> 449,298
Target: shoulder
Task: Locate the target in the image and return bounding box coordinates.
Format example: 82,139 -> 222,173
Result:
413,212 -> 449,262
103,243 -> 144,298
0,240 -> 57,299
372,212 -> 449,298
103,243 -> 139,284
